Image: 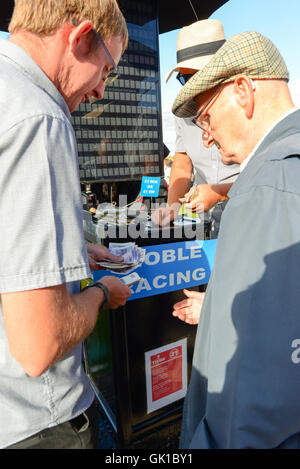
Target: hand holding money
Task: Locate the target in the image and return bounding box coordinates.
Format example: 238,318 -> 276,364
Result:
100,276 -> 131,309
97,242 -> 145,274
178,186 -> 198,204
86,243 -> 123,271
179,184 -> 230,213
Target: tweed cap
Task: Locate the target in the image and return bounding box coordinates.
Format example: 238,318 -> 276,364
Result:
172,31 -> 289,118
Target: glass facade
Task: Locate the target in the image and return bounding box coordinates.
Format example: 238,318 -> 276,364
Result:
71,0 -> 163,183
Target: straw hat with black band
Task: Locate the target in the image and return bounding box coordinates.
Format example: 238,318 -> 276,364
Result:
166,19 -> 226,83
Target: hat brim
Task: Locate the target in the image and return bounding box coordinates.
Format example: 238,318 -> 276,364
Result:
165,54 -> 215,83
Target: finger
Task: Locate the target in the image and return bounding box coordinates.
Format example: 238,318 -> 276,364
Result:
105,252 -> 123,262
183,289 -> 205,299
185,317 -> 199,325
173,307 -> 193,320
172,309 -> 186,318
184,201 -> 197,210
88,256 -> 99,271
173,312 -> 197,324
173,299 -> 193,310
178,307 -> 196,318
174,312 -> 187,321
194,205 -> 205,214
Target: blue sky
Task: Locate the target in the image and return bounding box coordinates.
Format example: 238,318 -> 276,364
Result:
159,0 -> 300,152
2,2 -> 299,154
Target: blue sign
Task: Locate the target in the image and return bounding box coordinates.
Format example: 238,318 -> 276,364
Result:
140,176 -> 161,197
93,239 -> 217,301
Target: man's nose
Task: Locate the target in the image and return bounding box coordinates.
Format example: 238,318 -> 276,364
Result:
94,81 -> 105,101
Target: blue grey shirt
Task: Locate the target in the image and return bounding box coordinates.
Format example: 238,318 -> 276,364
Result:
180,109 -> 300,449
0,39 -> 94,447
175,116 -> 239,186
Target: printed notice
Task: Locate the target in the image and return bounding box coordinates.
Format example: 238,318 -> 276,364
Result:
145,338 -> 187,414
140,176 -> 161,197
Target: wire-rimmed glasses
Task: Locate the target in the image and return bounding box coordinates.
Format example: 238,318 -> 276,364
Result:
92,29 -> 120,86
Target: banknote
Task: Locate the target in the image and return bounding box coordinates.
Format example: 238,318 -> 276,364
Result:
97,242 -> 145,274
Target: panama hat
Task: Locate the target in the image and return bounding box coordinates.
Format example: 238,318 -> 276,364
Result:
172,31 -> 289,118
165,19 -> 226,83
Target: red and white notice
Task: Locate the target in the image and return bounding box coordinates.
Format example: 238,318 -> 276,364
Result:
145,338 -> 187,414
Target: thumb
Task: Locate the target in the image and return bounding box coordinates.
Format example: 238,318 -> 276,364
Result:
106,252 -> 123,262
183,289 -> 205,299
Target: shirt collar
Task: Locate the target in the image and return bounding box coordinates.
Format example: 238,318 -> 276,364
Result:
239,107 -> 299,173
0,38 -> 71,119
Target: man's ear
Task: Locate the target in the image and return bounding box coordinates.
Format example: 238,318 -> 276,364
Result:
202,130 -> 215,148
233,75 -> 255,119
68,20 -> 93,54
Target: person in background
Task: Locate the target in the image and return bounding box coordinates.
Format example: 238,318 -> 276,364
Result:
153,19 -> 239,236
173,30 -> 300,449
156,19 -> 239,326
0,0 -> 131,449
163,156 -> 172,185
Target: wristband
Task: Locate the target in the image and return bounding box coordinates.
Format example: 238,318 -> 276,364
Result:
82,281 -> 110,309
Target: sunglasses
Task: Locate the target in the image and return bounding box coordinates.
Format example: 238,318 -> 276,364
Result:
92,29 -> 120,85
176,72 -> 194,86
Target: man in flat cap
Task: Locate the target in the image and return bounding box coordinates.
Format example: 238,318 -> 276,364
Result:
173,31 -> 300,448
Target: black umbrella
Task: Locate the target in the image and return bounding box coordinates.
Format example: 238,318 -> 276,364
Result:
1,2 -> 13,31
158,0 -> 229,34
1,0 -> 229,33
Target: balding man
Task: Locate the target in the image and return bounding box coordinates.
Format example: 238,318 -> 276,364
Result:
173,31 -> 300,448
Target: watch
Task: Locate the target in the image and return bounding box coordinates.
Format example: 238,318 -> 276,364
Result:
83,281 -> 110,309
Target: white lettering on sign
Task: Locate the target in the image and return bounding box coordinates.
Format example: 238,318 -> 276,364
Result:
169,273 -> 175,286
145,246 -> 203,266
162,249 -> 176,263
190,247 -> 202,259
133,268 -> 206,294
153,275 -> 168,289
177,271 -> 190,283
193,268 -> 206,281
135,277 -> 152,293
178,248 -> 189,261
145,251 -> 160,265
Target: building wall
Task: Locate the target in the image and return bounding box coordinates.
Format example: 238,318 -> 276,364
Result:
72,0 -> 164,184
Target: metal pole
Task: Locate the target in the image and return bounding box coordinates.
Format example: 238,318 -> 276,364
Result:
188,0 -> 199,20
82,340 -> 118,434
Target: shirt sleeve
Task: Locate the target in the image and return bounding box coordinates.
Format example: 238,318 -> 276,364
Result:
174,116 -> 187,154
0,115 -> 91,292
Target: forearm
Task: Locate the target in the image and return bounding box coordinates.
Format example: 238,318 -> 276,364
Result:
54,286 -> 104,364
184,183 -> 233,212
210,183 -> 232,202
200,183 -> 232,211
167,153 -> 193,206
2,284 -> 103,377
